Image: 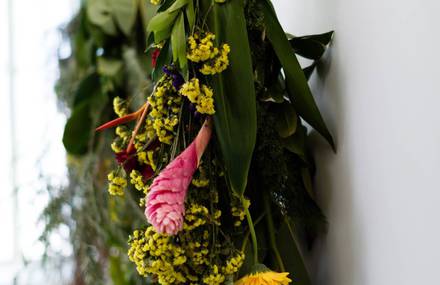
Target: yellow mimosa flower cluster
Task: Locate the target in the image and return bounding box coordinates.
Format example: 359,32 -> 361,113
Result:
147,75 -> 182,144
223,252 -> 245,275
128,202 -> 243,285
111,125 -> 130,153
107,170 -> 127,196
180,78 -> 215,115
113,96 -> 128,118
187,33 -> 231,75
200,43 -> 231,75
231,197 -> 250,227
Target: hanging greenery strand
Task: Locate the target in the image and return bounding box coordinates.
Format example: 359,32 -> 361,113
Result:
41,0 -> 334,284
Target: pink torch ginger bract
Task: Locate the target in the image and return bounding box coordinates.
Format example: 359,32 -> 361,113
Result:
145,119 -> 212,235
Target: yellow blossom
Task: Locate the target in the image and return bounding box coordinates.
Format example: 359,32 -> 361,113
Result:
146,75 -> 182,144
200,43 -> 231,75
203,265 -> 225,285
180,78 -> 215,115
129,170 -> 149,194
107,171 -> 127,196
223,252 -> 245,275
192,178 -> 210,188
187,33 -> 218,62
235,269 -> 292,285
113,96 -> 128,117
232,197 -> 250,227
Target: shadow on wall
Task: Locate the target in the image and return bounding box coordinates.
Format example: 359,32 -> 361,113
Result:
305,42 -> 364,285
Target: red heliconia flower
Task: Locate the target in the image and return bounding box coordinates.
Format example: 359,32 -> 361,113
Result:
145,119 -> 212,235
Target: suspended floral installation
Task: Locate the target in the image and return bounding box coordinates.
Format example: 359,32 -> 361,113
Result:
85,0 -> 334,284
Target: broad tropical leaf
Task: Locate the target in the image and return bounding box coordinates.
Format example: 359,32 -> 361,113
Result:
201,0 -> 257,195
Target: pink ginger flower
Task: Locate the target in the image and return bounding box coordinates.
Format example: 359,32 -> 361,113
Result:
145,119 -> 212,235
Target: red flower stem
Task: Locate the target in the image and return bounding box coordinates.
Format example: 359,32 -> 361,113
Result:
126,102 -> 150,154
95,103 -> 147,132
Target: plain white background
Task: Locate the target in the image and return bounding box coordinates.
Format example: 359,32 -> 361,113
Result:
273,0 -> 440,284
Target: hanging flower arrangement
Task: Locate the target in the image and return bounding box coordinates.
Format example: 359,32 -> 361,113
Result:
94,0 -> 334,284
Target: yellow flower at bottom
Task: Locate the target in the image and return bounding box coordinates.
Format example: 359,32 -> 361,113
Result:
235,271 -> 292,285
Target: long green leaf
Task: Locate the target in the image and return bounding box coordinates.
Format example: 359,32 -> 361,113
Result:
185,0 -> 195,31
277,218 -> 312,285
147,10 -> 179,34
201,0 -> 257,195
261,0 -> 334,149
290,37 -> 326,60
171,12 -> 187,70
167,0 -> 188,12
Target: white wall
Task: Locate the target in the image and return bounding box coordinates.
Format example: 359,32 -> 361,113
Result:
273,1 -> 440,284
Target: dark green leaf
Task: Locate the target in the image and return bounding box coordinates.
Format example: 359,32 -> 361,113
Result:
290,37 -> 326,60
301,167 -> 314,199
202,0 -> 257,195
171,12 -> 187,70
281,125 -> 307,162
261,0 -> 334,149
274,102 -> 297,138
158,0 -> 176,12
63,101 -> 93,155
299,31 -> 334,46
109,0 -> 137,36
277,218 -> 312,285
302,63 -> 316,80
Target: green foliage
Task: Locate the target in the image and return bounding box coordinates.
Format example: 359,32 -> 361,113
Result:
277,219 -> 312,285
171,11 -> 187,70
201,0 -> 258,196
290,31 -> 335,80
261,0 -> 334,149
274,102 -> 298,138
62,100 -> 94,155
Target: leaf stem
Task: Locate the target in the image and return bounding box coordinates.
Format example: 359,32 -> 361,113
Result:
244,198 -> 258,265
241,211 -> 265,252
